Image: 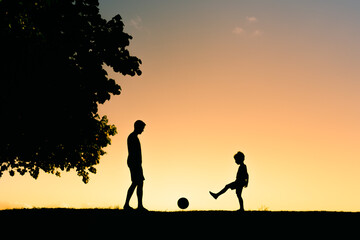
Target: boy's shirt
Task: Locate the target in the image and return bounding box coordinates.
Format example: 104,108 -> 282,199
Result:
236,164 -> 248,186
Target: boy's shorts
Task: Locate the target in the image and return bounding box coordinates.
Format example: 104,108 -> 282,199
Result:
228,181 -> 238,190
228,181 -> 244,190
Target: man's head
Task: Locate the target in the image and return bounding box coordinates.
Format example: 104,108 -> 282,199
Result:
134,120 -> 146,134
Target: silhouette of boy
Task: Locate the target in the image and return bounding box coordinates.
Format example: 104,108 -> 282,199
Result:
210,151 -> 249,211
124,120 -> 147,211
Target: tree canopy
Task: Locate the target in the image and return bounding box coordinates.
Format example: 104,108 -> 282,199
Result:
0,0 -> 142,183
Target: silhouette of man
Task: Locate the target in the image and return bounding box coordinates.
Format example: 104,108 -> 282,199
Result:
124,120 -> 147,211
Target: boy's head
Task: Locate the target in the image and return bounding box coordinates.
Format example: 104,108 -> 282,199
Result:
234,151 -> 245,165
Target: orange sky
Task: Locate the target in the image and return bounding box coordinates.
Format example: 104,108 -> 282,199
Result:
0,0 -> 359,211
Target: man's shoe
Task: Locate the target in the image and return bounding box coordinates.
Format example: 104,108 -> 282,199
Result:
137,206 -> 149,212
123,205 -> 134,211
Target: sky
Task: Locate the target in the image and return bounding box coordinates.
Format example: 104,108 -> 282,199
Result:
1,0 -> 360,211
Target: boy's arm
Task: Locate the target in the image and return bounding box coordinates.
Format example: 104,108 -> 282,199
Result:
244,166 -> 249,187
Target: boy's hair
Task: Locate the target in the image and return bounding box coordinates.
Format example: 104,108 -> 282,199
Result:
234,151 -> 245,162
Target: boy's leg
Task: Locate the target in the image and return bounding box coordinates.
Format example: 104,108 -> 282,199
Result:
210,183 -> 232,199
217,184 -> 231,196
236,187 -> 244,211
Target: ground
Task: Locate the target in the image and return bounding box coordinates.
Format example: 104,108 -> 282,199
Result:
0,209 -> 358,238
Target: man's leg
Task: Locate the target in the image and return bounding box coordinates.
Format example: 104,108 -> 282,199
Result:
137,181 -> 144,208
124,183 -> 136,209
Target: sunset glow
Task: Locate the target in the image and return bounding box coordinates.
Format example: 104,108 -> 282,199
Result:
1,0 -> 359,211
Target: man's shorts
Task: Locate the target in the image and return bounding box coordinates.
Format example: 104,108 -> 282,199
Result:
129,164 -> 145,184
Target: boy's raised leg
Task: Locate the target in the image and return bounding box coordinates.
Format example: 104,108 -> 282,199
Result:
210,184 -> 231,199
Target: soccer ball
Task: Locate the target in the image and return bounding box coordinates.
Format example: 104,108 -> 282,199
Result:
177,197 -> 189,209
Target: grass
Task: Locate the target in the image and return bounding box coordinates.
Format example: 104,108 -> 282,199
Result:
0,208 -> 358,237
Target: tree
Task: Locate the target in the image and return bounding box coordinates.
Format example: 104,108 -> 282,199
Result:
0,0 -> 142,183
